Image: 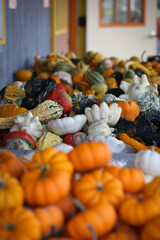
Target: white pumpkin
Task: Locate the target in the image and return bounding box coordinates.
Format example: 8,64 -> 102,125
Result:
134,149 -> 160,177
47,114 -> 87,136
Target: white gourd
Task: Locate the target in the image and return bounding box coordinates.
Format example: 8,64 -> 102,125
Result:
47,114 -> 87,136
134,149 -> 160,177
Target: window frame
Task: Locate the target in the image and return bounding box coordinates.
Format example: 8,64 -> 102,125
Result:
99,0 -> 146,27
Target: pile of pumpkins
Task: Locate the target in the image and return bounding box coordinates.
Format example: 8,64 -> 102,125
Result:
0,51 -> 160,154
1,141 -> 160,239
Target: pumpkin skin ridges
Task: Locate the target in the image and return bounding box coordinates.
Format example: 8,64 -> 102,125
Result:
118,195 -> 160,226
67,202 -> 117,239
27,147 -> 74,178
140,215 -> 160,240
20,169 -> 71,207
0,207 -> 41,240
105,165 -> 145,194
0,172 -> 24,211
144,177 -> 160,197
68,142 -> 112,173
72,169 -> 124,207
33,205 -> 64,237
0,150 -> 27,178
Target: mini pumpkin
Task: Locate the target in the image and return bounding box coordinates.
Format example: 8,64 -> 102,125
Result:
105,165 -> 145,193
0,150 -> 27,178
144,176 -> 160,197
68,141 -> 112,173
0,104 -> 27,118
0,172 -> 24,211
67,202 -> 117,239
15,69 -> 32,82
72,169 -> 124,207
0,207 -> 41,240
118,195 -> 160,226
33,205 -> 64,237
140,215 -> 160,240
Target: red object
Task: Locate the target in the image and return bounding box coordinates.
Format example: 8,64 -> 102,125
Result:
157,18 -> 160,38
63,134 -> 74,146
45,88 -> 72,116
56,83 -> 66,91
1,131 -> 35,149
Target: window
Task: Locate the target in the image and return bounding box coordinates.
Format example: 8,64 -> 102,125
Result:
100,0 -> 145,27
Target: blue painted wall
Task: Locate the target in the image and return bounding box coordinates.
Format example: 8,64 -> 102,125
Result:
0,0 -> 50,89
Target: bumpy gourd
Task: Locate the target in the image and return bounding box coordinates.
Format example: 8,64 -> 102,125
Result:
137,91 -> 160,112
9,112 -> 44,141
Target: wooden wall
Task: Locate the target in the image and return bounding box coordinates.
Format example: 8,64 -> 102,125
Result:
0,0 -> 50,89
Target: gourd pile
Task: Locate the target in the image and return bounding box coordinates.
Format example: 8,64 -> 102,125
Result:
1,144 -> 160,239
1,51 -> 160,239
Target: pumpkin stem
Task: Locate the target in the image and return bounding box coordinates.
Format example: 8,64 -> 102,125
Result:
97,182 -> 103,191
0,179 -> 5,189
138,195 -> 143,202
4,223 -> 15,231
38,165 -> 50,179
73,198 -> 86,212
86,223 -> 98,240
152,141 -> 157,151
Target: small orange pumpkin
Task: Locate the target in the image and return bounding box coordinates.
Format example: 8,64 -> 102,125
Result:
67,202 -> 117,239
105,165 -> 145,193
0,207 -> 41,239
118,195 -> 160,226
140,215 -> 160,240
72,169 -> 124,207
21,167 -> 71,206
0,150 -> 27,178
68,142 -> 112,173
33,205 -> 64,237
0,172 -> 24,211
144,176 -> 160,197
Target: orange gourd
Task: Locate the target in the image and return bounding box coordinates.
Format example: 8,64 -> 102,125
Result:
118,195 -> 160,226
26,147 -> 73,178
0,172 -> 24,211
0,207 -> 41,239
20,167 -> 71,207
105,165 -> 145,193
67,202 -> 117,239
68,142 -> 112,173
0,104 -> 27,118
33,205 -> 64,237
15,69 -> 32,82
140,215 -> 160,240
72,169 -> 124,207
0,150 -> 27,178
144,176 -> 160,197
108,101 -> 140,121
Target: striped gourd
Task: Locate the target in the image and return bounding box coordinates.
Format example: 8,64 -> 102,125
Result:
87,70 -> 105,86
0,100 -> 63,129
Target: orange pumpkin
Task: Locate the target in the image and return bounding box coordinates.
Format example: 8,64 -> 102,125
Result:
0,150 -> 27,178
0,172 -> 24,211
33,205 -> 64,237
108,101 -> 140,121
118,195 -> 160,226
67,202 -> 117,239
72,73 -> 83,84
101,220 -> 139,240
26,148 -> 73,178
68,142 -> 112,173
21,167 -> 71,207
144,176 -> 160,197
0,207 -> 41,239
102,68 -> 115,78
140,215 -> 160,240
72,169 -> 124,207
105,165 -> 145,193
56,194 -> 77,220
